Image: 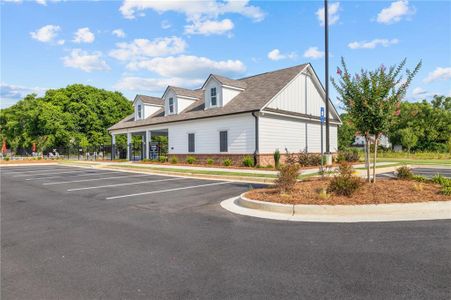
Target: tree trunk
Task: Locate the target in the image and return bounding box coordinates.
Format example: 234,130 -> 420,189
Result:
373,135 -> 379,183
365,135 -> 370,182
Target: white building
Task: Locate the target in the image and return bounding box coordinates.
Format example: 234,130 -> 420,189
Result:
109,64 -> 342,165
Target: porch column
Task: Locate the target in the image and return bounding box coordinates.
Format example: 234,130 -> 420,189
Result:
127,132 -> 132,161
111,133 -> 116,160
145,130 -> 151,159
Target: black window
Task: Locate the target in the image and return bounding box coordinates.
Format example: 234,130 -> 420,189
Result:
188,133 -> 195,153
137,105 -> 142,119
219,131 -> 228,152
169,97 -> 174,113
211,87 -> 217,106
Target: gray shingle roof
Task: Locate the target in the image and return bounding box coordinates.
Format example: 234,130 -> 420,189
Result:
137,95 -> 164,106
211,74 -> 247,89
109,64 -> 309,131
169,86 -> 203,99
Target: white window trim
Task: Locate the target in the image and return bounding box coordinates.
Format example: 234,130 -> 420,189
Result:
219,130 -> 229,153
210,87 -> 218,107
188,132 -> 195,153
168,97 -> 175,114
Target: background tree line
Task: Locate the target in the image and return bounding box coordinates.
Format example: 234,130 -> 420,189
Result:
338,95 -> 451,153
0,84 -> 133,152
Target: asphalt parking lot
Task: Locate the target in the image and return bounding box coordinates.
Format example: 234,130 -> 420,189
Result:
1,165 -> 450,299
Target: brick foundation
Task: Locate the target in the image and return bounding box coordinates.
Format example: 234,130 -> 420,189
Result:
168,154 -> 254,166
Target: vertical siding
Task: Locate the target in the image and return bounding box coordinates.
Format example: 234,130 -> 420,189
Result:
267,73 -> 306,114
259,115 -> 306,154
167,114 -> 255,154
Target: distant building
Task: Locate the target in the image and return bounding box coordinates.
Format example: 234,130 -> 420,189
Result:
353,134 -> 391,149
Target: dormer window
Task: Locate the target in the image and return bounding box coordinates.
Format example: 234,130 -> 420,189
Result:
137,104 -> 142,119
210,87 -> 217,107
169,97 -> 174,114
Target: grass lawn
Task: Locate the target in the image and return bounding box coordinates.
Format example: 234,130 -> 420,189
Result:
377,158 -> 451,165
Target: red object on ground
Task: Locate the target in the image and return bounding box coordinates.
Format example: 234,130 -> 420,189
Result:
1,139 -> 6,154
32,143 -> 36,152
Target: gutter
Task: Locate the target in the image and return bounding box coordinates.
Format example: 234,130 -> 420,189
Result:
251,111 -> 259,166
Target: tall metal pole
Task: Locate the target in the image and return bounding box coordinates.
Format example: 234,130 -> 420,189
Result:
324,0 -> 330,154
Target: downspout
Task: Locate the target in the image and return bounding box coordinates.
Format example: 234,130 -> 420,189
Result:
252,111 -> 259,166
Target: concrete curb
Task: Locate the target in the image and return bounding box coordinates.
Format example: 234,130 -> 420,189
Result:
220,193 -> 451,223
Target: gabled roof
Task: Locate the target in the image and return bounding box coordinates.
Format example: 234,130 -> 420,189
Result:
110,64 -> 315,131
206,74 -> 247,90
166,86 -> 203,99
135,95 -> 164,106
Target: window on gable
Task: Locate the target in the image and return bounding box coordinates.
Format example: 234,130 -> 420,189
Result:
169,97 -> 174,114
219,131 -> 228,152
188,133 -> 195,153
137,105 -> 142,119
211,87 -> 217,107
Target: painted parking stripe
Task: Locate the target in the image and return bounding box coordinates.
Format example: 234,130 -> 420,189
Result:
43,174 -> 157,185
1,168 -> 72,175
14,169 -> 93,177
106,181 -> 231,200
25,171 -> 124,181
67,177 -> 186,191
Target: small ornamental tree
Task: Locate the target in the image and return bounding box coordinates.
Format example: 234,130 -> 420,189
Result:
399,127 -> 418,153
332,58 -> 421,182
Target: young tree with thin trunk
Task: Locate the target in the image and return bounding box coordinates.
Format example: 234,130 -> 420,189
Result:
332,58 -> 421,183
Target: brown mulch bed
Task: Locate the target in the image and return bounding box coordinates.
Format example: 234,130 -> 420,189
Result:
245,179 -> 451,205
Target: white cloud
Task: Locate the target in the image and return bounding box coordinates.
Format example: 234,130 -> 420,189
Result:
0,82 -> 47,108
62,49 -> 110,72
303,47 -> 325,59
73,27 -> 95,43
35,0 -> 61,5
126,55 -> 246,79
377,0 -> 415,24
316,2 -> 340,26
424,67 -> 451,83
185,18 -> 234,36
57,39 -> 65,45
114,76 -> 203,92
109,36 -> 187,61
412,87 -> 427,97
348,38 -> 399,49
161,20 -> 171,29
267,49 -> 297,61
112,29 -> 125,38
30,25 -> 60,43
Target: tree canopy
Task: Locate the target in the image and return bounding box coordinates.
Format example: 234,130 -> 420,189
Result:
0,84 -> 133,151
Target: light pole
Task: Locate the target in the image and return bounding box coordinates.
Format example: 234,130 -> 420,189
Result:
324,0 -> 332,166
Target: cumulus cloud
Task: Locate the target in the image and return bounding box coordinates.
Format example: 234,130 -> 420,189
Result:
0,82 -> 47,108
377,0 -> 415,24
109,36 -> 187,61
73,27 -> 95,43
267,49 -> 297,61
119,0 -> 264,36
185,18 -> 234,36
114,76 -> 204,93
303,47 -> 325,59
412,87 -> 427,97
62,49 -> 110,72
112,29 -> 125,38
30,25 -> 60,43
423,67 -> 451,83
126,55 -> 246,79
348,38 -> 399,49
316,2 -> 340,26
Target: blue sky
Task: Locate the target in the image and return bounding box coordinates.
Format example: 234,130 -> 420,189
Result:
1,0 -> 450,109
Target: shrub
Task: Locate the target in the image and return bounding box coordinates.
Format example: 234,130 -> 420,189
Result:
266,164 -> 273,169
412,182 -> 424,192
170,156 -> 178,164
4,156 -> 10,161
186,156 -> 196,164
274,149 -> 281,169
396,165 -> 413,179
336,149 -> 360,163
223,158 -> 232,166
412,175 -> 427,182
159,156 -> 168,163
298,152 -> 322,167
274,162 -> 300,193
242,155 -> 254,167
441,185 -> 451,196
432,174 -> 450,186
206,158 -> 214,165
328,162 -> 362,197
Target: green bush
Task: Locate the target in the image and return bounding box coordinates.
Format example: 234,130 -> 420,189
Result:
441,185 -> 451,196
336,149 -> 359,163
223,158 -> 232,166
159,156 -> 168,163
412,175 -> 427,182
396,165 -> 413,179
242,155 -> 254,167
170,156 -> 178,164
266,164 -> 274,168
4,156 -> 10,161
275,162 -> 300,193
297,152 -> 322,167
274,149 -> 281,169
432,174 -> 450,186
186,156 -> 196,164
206,158 -> 214,165
328,162 -> 362,197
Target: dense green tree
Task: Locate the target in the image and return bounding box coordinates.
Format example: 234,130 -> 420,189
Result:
0,84 -> 133,152
399,128 -> 418,153
332,57 -> 421,182
337,113 -> 357,150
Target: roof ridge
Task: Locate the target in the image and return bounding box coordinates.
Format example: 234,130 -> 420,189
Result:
238,63 -> 309,81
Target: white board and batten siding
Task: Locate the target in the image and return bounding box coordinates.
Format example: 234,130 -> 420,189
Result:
267,73 -> 335,119
259,114 -> 338,154
167,113 -> 255,154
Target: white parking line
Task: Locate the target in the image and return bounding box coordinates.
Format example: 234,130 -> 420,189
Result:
2,168 -> 71,175
14,170 -> 91,177
43,174 -> 157,185
67,177 -> 186,191
106,181 -> 231,200
26,171 -> 122,181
